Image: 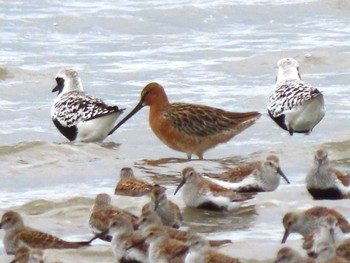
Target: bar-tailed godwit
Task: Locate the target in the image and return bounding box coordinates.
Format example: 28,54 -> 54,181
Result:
109,82 -> 261,159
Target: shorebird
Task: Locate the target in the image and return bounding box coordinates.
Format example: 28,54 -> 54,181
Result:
281,206 -> 350,244
107,214 -> 148,263
206,155 -> 290,192
51,69 -> 124,142
275,247 -> 315,263
303,215 -> 345,258
268,57 -> 325,135
89,193 -> 138,242
185,234 -> 239,263
115,167 -> 155,197
336,238 -> 350,261
142,184 -> 183,228
317,242 -> 349,263
0,211 -> 92,255
109,82 -> 261,159
306,149 -> 350,200
141,225 -> 189,263
174,167 -> 248,211
137,210 -> 232,247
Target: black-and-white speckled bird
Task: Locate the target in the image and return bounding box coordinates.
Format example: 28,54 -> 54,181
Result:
268,58 -> 325,135
51,69 -> 124,142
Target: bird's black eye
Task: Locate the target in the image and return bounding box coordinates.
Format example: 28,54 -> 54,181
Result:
56,77 -> 64,85
111,222 -> 117,227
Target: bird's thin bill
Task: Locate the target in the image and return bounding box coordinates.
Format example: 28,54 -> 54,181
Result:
108,100 -> 144,135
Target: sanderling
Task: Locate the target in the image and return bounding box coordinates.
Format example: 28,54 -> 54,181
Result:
115,167 -> 155,197
88,193 -> 138,242
0,211 -> 92,255
142,184 -> 183,228
185,234 -> 239,263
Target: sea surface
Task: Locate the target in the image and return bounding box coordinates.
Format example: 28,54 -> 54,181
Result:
1,0 -> 350,262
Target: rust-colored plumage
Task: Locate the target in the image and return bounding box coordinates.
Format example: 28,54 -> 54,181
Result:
0,211 -> 92,255
115,167 -> 155,197
110,82 -> 261,159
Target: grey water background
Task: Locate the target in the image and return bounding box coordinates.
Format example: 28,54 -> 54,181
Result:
1,0 -> 350,261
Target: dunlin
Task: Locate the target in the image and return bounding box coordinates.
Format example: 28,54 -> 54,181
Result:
281,206 -> 350,244
89,193 -> 138,242
141,225 -> 189,263
206,155 -> 290,192
306,149 -> 350,200
142,184 -> 183,228
115,167 -> 155,197
275,247 -> 314,263
107,214 -> 148,263
109,82 -> 261,159
185,234 -> 239,263
303,215 -> 345,258
0,211 -> 92,255
51,69 -> 124,142
268,58 -> 325,135
137,210 -> 232,247
174,167 -> 248,211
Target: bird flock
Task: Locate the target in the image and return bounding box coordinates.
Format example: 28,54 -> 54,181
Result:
2,57 -> 349,263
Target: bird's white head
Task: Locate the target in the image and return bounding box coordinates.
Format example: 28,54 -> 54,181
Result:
276,58 -> 301,84
52,69 -> 84,95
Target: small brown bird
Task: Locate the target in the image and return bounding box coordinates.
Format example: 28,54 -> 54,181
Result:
137,210 -> 231,247
89,193 -> 139,241
142,225 -> 189,263
108,214 -> 148,263
206,155 -> 290,192
281,206 -> 350,244
175,167 -> 248,211
275,247 -> 315,263
109,82 -> 261,159
115,167 -> 155,197
185,234 -> 240,263
142,184 -> 183,228
0,211 -> 92,255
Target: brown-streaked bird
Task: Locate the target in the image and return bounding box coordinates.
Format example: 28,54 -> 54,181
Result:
108,214 -> 148,263
142,225 -> 189,263
174,167 -> 249,211
206,155 -> 290,192
281,206 -> 350,244
275,247 -> 315,263
89,193 -> 138,242
136,210 -> 231,247
109,82 -> 261,159
142,184 -> 183,228
115,167 -> 154,197
185,234 -> 240,263
0,211 -> 92,255
306,149 -> 350,200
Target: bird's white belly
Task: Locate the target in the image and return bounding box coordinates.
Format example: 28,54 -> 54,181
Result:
76,112 -> 121,142
285,94 -> 325,132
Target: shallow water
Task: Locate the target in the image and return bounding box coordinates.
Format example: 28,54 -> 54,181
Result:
1,0 -> 350,262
